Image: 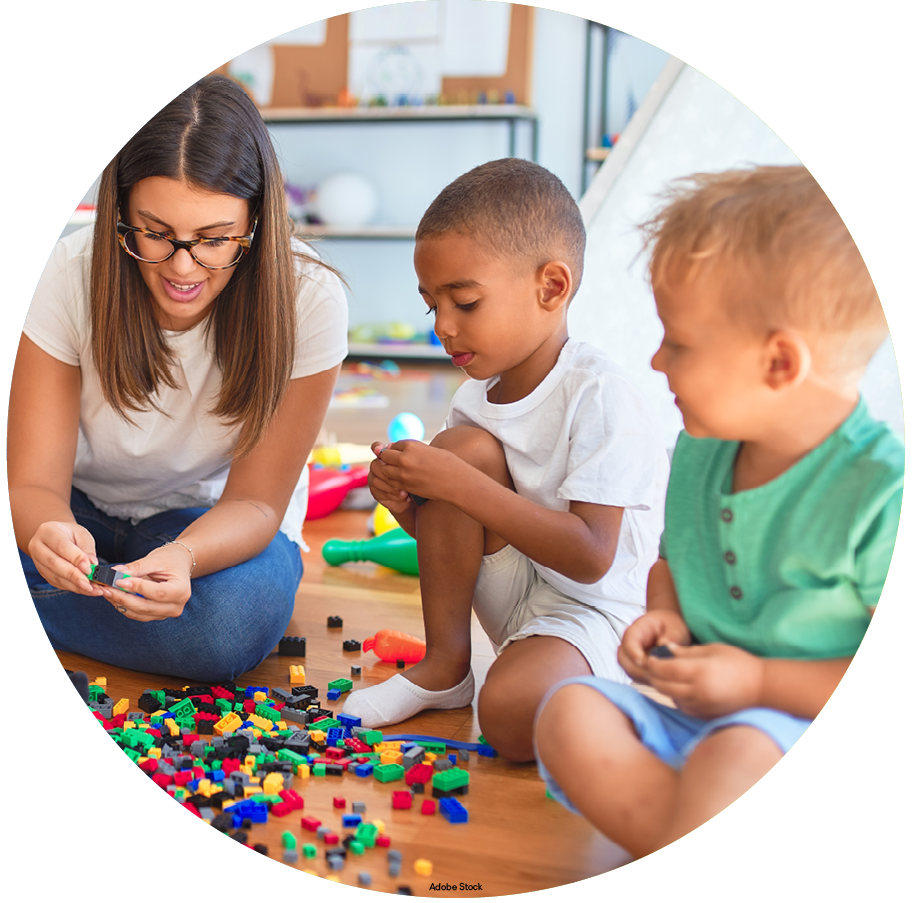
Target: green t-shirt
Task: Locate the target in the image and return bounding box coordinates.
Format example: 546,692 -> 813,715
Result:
659,399 -> 903,660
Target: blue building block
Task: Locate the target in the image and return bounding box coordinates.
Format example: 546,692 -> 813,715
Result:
355,763 -> 374,778
327,688 -> 342,701
342,813 -> 363,828
448,754 -> 457,764
439,798 -> 468,824
338,713 -> 362,730
477,744 -> 498,758
244,685 -> 269,699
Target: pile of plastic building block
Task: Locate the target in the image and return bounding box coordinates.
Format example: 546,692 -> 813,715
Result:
75,670 -> 496,888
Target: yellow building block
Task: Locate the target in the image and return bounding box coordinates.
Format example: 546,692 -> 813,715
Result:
197,779 -> 212,796
309,730 -> 326,744
249,714 -> 274,732
94,677 -> 107,687
148,748 -> 162,759
297,764 -> 311,779
213,711 -> 242,737
372,819 -> 386,835
262,773 -> 284,795
380,750 -> 403,766
414,859 -> 433,877
244,755 -> 257,769
375,741 -> 403,752
423,753 -> 438,764
289,665 -> 305,682
164,718 -> 179,737
325,876 -> 341,883
253,691 -> 268,702
113,698 -> 129,716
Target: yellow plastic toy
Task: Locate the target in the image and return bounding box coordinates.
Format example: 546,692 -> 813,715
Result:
371,503 -> 399,536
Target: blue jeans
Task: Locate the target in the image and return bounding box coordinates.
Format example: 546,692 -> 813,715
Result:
21,488 -> 302,682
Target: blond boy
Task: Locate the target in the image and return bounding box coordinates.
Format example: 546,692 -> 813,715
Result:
535,165 -> 903,856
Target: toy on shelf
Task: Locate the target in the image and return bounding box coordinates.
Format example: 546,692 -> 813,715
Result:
322,527 -> 419,575
363,629 -> 426,663
306,464 -> 370,520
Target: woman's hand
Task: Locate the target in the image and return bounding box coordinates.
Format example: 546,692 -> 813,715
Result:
28,521 -> 103,596
618,609 -> 693,682
100,544 -> 194,622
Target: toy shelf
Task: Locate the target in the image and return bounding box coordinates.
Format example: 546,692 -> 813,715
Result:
347,342 -> 450,361
297,224 -> 416,241
264,104 -> 539,160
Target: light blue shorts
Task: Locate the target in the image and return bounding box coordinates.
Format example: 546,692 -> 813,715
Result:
535,676 -> 812,815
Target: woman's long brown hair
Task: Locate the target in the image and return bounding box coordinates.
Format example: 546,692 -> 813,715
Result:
91,74 -> 336,458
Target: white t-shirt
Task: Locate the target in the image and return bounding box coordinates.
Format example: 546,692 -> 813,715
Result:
24,225 -> 348,549
446,339 -> 668,623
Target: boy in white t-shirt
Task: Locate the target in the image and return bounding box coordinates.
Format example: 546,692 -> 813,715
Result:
342,159 -> 669,761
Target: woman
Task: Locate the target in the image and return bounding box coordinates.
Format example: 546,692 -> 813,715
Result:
9,75 -> 348,681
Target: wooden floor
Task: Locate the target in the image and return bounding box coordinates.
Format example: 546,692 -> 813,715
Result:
55,363 -> 634,896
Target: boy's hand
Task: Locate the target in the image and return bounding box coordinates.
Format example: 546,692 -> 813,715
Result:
373,439 -> 461,503
618,610 -> 692,682
642,644 -> 765,719
368,441 -> 415,515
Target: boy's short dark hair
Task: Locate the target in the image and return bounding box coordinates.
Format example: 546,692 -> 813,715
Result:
640,165 -> 887,372
417,158 -> 586,298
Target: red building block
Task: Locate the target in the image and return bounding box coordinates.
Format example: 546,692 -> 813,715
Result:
301,816 -> 322,831
333,797 -> 346,808
405,764 -> 433,785
323,832 -> 339,845
392,791 -> 413,810
279,789 -> 304,810
376,835 -> 391,848
421,800 -> 436,815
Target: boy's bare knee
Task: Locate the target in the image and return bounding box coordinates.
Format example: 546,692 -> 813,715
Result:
477,675 -> 535,762
430,426 -> 510,484
690,725 -> 782,771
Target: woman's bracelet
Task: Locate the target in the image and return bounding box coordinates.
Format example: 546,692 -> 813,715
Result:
163,539 -> 196,575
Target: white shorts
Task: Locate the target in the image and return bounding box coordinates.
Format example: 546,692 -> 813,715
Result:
472,545 -> 631,683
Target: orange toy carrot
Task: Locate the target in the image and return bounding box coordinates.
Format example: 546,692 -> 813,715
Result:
362,629 -> 426,663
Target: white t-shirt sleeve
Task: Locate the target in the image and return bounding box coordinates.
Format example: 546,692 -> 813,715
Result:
557,373 -> 666,511
291,253 -> 349,379
23,229 -> 90,366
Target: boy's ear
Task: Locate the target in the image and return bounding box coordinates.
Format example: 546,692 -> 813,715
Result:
538,260 -> 573,310
763,330 -> 812,389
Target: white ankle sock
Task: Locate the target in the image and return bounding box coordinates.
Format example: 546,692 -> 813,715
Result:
341,671 -> 475,729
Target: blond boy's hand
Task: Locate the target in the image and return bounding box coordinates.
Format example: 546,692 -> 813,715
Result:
642,643 -> 765,719
368,441 -> 417,515
618,609 -> 692,682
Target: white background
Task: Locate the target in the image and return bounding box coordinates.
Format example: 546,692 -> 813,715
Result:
2,1 -> 908,901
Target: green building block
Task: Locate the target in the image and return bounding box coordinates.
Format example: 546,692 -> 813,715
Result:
277,748 -> 307,765
373,763 -> 405,783
282,831 -> 296,850
311,717 -> 341,731
354,823 -> 378,847
349,841 -> 365,855
420,741 -> 447,755
328,679 -> 353,693
432,767 -> 469,792
302,843 -> 317,859
360,730 -> 384,746
313,763 -> 326,777
215,698 -> 232,715
169,697 -> 196,719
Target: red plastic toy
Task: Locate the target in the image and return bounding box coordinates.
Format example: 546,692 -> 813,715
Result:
362,629 -> 426,663
305,464 -> 370,520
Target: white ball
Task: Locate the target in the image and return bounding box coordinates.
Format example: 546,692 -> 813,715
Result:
314,172 -> 379,228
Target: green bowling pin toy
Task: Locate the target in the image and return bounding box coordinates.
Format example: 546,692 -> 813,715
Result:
322,527 -> 419,576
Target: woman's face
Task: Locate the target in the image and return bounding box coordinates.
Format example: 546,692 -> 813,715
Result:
125,176 -> 252,331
